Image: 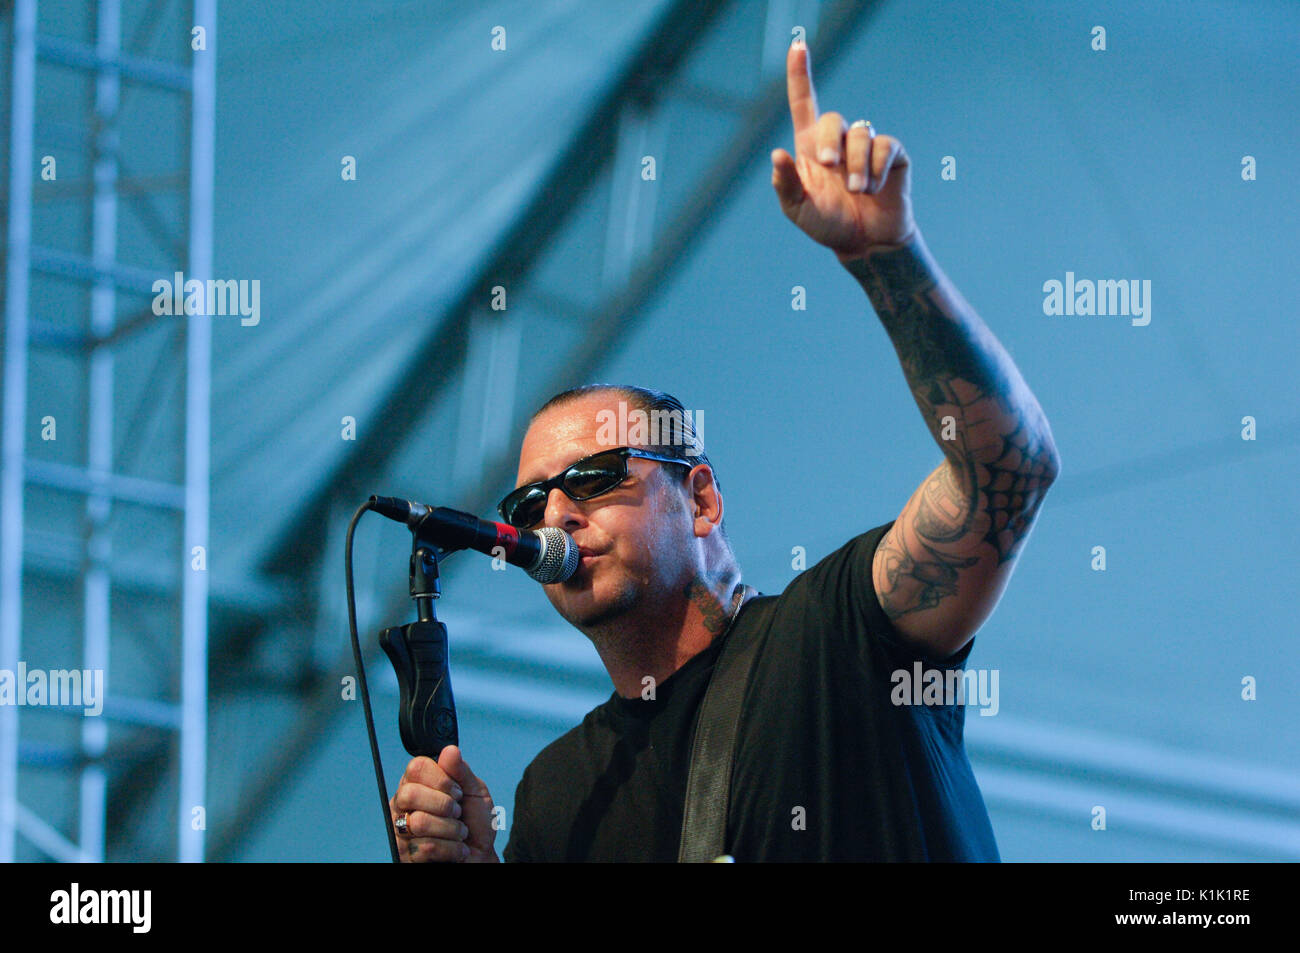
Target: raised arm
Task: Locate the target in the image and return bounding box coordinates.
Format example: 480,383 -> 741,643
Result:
771,40 -> 1061,660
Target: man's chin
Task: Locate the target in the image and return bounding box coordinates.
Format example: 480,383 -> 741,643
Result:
549,582 -> 636,631
560,597 -> 622,631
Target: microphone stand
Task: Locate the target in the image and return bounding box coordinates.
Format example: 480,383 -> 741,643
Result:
378,533 -> 459,760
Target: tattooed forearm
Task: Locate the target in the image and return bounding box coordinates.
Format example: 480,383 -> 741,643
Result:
843,242 -> 1011,401
843,234 -> 1060,564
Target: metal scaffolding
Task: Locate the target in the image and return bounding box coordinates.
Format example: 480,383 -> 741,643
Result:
0,0 -> 215,862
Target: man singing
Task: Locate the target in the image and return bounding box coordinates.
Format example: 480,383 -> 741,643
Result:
389,39 -> 1060,862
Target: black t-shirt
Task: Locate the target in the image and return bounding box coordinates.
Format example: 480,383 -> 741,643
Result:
502,521 -> 1000,862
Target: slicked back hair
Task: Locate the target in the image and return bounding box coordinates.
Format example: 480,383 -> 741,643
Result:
530,383 -> 728,536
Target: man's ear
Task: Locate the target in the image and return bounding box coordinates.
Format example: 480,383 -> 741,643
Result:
688,465 -> 724,538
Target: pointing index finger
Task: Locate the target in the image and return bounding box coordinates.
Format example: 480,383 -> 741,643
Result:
786,40 -> 818,140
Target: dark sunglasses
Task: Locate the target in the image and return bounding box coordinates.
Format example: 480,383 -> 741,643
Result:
498,446 -> 695,528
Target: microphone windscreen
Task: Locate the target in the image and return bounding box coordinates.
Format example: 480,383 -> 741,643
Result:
527,526 -> 580,583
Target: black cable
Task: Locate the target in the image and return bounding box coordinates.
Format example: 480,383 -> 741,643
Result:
345,500 -> 401,864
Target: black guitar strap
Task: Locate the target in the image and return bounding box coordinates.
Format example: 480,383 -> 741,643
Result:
677,593 -> 775,863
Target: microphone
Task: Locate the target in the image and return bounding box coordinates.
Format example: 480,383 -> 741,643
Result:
369,496 -> 580,584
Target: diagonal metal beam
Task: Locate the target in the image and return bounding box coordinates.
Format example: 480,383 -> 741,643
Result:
259,0 -> 737,577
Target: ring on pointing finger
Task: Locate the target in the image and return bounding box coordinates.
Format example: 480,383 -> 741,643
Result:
395,812 -> 411,836
850,119 -> 872,131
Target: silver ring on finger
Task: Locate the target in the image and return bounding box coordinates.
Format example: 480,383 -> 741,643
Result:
395,812 -> 411,836
850,119 -> 873,131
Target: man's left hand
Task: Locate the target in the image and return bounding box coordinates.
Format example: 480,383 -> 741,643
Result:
771,40 -> 916,260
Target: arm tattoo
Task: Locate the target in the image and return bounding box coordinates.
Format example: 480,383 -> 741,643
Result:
844,239 -> 1059,565
875,462 -> 982,622
876,522 -> 981,620
915,456 -> 976,543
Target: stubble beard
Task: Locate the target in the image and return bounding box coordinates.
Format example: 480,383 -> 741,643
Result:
551,564 -> 641,634
575,578 -> 642,639
561,564 -> 677,664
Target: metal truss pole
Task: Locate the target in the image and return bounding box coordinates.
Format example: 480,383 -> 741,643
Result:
0,0 -> 38,866
79,0 -> 123,865
179,0 -> 216,863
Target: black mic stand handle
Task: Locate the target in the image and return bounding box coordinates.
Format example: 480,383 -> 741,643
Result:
378,535 -> 459,760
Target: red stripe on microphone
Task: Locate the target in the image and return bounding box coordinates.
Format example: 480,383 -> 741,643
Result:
494,523 -> 522,555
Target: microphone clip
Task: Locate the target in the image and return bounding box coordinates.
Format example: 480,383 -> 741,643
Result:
378,535 -> 458,760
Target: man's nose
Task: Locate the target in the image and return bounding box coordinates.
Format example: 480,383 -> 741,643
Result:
544,487 -> 585,530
